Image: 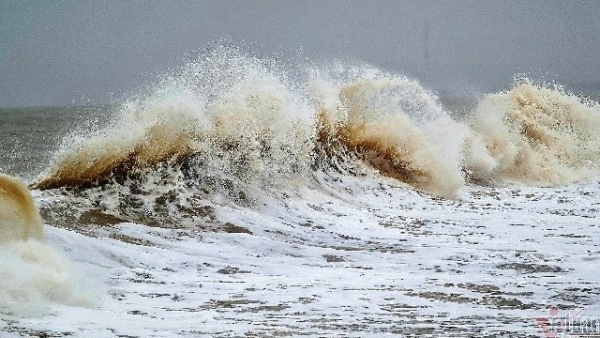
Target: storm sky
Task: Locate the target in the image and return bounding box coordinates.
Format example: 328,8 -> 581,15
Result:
1,0 -> 600,106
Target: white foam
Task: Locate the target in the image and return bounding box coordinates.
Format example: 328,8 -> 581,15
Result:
0,174 -> 94,316
0,239 -> 94,316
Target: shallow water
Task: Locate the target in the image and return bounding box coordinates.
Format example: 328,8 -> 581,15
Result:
4,171 -> 598,337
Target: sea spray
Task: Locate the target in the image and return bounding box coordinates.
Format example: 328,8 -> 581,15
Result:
31,48 -> 600,206
33,47 -> 314,194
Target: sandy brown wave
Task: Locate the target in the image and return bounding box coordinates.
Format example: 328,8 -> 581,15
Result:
314,79 -> 466,197
30,70 -> 600,199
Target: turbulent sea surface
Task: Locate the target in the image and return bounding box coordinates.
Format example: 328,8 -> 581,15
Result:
1,48 -> 600,337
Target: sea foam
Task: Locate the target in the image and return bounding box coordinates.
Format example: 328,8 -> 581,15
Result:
0,174 -> 93,316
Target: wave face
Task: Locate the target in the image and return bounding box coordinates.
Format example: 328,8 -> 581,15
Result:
33,47 -> 314,196
32,48 -> 600,204
311,66 -> 469,197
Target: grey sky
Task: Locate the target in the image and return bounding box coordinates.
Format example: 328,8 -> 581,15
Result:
1,0 -> 600,106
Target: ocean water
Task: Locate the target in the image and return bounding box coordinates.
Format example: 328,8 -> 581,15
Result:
1,48 -> 600,337
0,106 -> 113,179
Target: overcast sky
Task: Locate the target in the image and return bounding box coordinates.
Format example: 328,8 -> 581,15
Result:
1,1 -> 600,106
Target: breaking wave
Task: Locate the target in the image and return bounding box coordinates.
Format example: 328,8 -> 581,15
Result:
466,81 -> 600,185
33,47 -> 313,197
312,67 -> 468,197
32,47 -> 600,204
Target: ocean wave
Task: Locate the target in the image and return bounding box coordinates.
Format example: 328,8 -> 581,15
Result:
33,47 -> 313,194
466,81 -> 600,185
31,48 -> 600,203
312,67 -> 468,197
